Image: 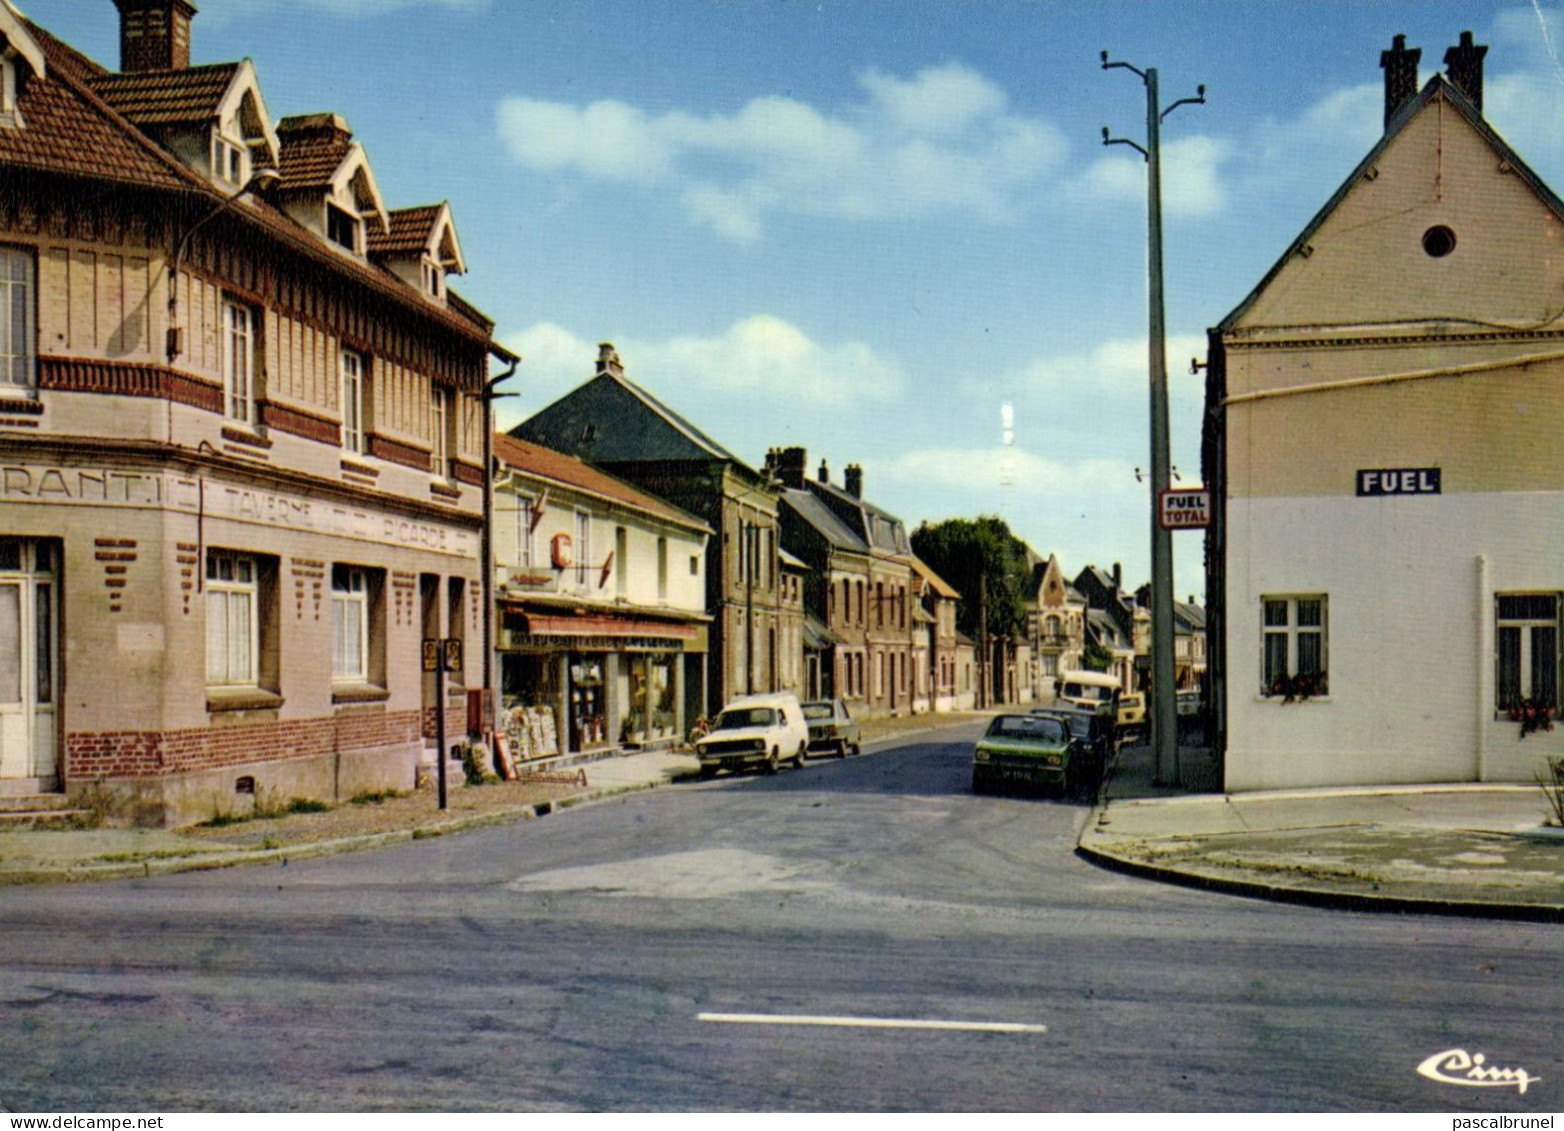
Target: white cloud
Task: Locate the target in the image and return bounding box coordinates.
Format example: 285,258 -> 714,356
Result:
498,316 -> 905,425
1018,333 -> 1209,405
496,62 -> 1068,240
1072,134 -> 1233,219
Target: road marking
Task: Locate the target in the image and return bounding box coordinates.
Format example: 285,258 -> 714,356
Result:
697,1012 -> 1046,1034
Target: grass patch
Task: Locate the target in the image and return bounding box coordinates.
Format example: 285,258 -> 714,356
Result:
195,795 -> 333,828
348,789 -> 406,806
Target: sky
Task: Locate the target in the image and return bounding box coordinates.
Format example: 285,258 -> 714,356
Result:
23,0 -> 1564,598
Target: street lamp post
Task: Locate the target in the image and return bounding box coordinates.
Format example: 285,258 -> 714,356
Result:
166,167 -> 280,362
1101,53 -> 1204,787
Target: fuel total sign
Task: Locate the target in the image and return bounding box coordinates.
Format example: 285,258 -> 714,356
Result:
1158,487 -> 1211,530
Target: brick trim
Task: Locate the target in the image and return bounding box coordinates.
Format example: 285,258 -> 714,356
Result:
368,432 -> 431,472
452,459 -> 484,487
262,400 -> 339,445
221,425 -> 273,450
0,397 -> 44,415
39,357 -> 224,414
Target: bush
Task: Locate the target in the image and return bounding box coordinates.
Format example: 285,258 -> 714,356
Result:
1538,756 -> 1564,828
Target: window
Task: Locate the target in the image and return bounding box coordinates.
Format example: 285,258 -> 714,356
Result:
690,555 -> 699,576
340,350 -> 365,453
1497,594 -> 1559,712
0,51 -> 23,129
516,496 -> 535,568
222,300 -> 256,425
575,511 -> 592,589
422,257 -> 444,299
446,577 -> 465,688
615,527 -> 627,595
211,132 -> 244,186
1261,595 -> 1327,697
207,552 -> 258,685
0,247 -> 33,394
429,384 -> 449,474
332,565 -> 368,682
326,204 -> 361,253
657,537 -> 668,602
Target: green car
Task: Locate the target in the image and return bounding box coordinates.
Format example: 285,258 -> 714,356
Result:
971,714 -> 1086,796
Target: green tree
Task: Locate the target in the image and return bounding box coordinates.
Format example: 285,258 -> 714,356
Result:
1082,640 -> 1113,673
910,516 -> 1030,643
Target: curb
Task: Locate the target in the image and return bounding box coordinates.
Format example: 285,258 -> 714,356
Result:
0,769 -> 702,886
1073,834 -> 1564,924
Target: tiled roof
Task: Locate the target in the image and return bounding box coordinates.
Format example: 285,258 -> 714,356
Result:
90,62 -> 239,126
0,23 -> 198,191
369,205 -> 443,255
493,433 -> 710,535
277,132 -> 350,190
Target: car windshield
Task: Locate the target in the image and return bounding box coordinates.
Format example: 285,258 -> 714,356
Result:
987,716 -> 1066,743
802,704 -> 833,721
715,707 -> 776,729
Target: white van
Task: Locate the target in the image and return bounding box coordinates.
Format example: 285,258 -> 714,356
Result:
695,692 -> 810,777
1056,670 -> 1122,713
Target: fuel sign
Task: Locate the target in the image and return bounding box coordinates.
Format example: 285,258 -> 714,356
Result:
1158,487 -> 1211,530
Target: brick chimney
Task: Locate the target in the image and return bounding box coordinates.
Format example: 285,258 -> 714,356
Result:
1379,34 -> 1421,130
1444,31 -> 1488,113
817,459 -> 829,484
595,342 -> 625,380
774,446 -> 806,490
113,0 -> 198,73
844,464 -> 863,498
1112,562 -> 1122,592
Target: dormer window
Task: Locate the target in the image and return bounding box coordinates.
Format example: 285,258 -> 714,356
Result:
212,133 -> 245,186
326,203 -> 361,254
422,256 -> 444,299
0,48 -> 25,129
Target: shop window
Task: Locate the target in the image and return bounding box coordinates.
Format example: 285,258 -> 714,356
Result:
1496,593 -> 1560,713
1261,595 -> 1327,698
0,246 -> 33,395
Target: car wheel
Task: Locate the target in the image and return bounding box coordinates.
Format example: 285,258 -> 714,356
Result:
836,739 -> 849,759
763,748 -> 779,774
698,764 -> 717,779
972,768 -> 988,794
852,743 -> 862,757
794,743 -> 806,769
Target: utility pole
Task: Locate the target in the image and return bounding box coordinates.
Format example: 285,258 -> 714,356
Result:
1102,53 -> 1204,786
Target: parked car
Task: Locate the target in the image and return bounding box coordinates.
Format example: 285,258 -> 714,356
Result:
1176,689 -> 1200,717
801,698 -> 860,758
1030,704 -> 1113,785
1116,692 -> 1146,737
695,692 -> 809,777
972,713 -> 1088,797
1056,670 -> 1122,713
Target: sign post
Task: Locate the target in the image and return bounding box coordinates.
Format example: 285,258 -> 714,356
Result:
424,638 -> 464,810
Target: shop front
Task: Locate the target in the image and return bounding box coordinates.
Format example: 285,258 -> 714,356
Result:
499,603 -> 708,761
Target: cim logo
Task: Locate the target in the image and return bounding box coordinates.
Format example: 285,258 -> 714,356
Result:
1417,1048 -> 1540,1095
1357,467 -> 1441,497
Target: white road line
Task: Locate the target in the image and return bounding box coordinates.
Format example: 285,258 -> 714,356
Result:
697,1012 -> 1046,1034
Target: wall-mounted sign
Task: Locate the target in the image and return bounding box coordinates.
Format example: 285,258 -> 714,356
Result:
1357,468 -> 1441,497
1158,487 -> 1211,530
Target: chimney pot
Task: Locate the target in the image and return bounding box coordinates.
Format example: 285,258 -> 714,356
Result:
596,342 -> 625,379
776,446 -> 807,490
844,464 -> 863,498
1379,33 -> 1422,131
1444,30 -> 1488,113
114,0 -> 198,73
1112,562 -> 1122,591
817,459 -> 829,484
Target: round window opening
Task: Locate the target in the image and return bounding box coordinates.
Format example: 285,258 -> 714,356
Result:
1422,225 -> 1457,258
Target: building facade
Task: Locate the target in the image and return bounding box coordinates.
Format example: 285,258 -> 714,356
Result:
491,433 -> 709,760
1028,552 -> 1087,701
1205,33 -> 1564,789
0,2 -> 509,823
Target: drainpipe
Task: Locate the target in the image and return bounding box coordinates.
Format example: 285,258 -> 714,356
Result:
482,358 -> 520,740
1475,553 -> 1490,782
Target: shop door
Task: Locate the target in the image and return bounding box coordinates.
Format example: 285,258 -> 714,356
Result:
0,542 -> 58,783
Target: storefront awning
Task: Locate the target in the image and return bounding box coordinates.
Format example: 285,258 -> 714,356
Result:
803,613 -> 841,651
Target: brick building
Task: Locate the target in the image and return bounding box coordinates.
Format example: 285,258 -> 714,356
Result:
0,2 -> 511,823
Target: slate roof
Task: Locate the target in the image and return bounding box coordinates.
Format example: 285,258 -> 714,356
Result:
493,433 -> 710,535
515,370 -> 750,470
780,488 -> 867,554
90,62 -> 239,126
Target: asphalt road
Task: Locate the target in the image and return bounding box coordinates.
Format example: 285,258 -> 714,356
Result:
0,725 -> 1559,1112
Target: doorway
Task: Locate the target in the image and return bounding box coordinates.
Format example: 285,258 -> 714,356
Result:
0,540 -> 59,787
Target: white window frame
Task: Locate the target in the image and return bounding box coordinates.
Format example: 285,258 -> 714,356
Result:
1496,593 -> 1560,713
211,130 -> 245,187
516,496 -> 535,568
1261,594 -> 1327,697
340,349 -> 365,454
575,510 -> 592,590
429,384 -> 448,475
206,551 -> 258,686
0,50 -> 23,129
0,245 -> 33,395
422,256 -> 444,299
222,300 -> 255,426
326,203 -> 362,254
332,564 -> 368,682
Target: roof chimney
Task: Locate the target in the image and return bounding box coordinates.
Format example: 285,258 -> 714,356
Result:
1444,31 -> 1488,113
596,342 -> 625,380
844,464 -> 863,498
817,459 -> 829,484
776,446 -> 806,490
113,0 -> 198,73
1379,34 -> 1421,130
1112,562 -> 1122,591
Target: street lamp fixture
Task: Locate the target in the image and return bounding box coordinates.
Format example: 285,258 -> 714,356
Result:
166,166 -> 281,362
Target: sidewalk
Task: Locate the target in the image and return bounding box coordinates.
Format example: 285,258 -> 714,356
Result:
0,711 -> 989,885
1079,741 -> 1564,921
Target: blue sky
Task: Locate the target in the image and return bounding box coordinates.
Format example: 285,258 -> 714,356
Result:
25,0 -> 1564,597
